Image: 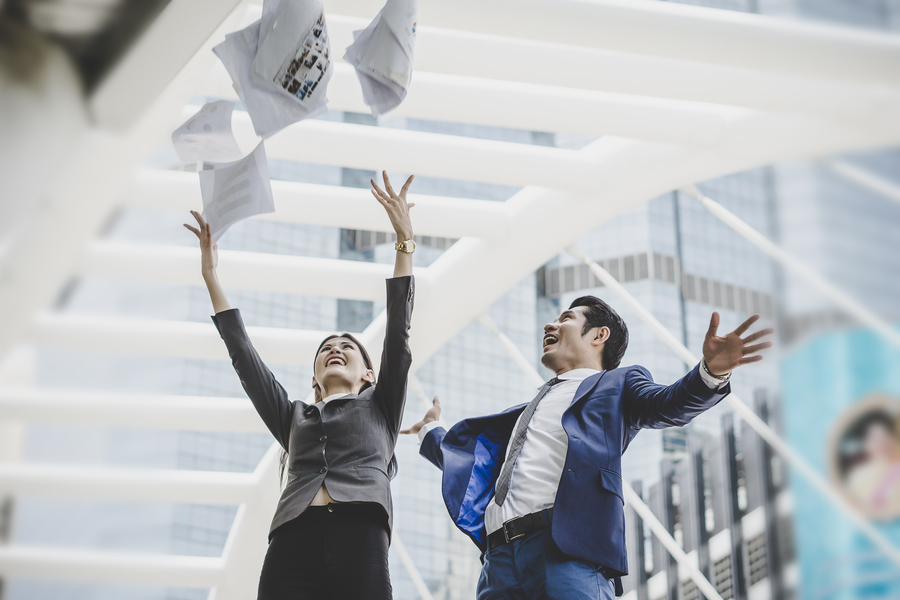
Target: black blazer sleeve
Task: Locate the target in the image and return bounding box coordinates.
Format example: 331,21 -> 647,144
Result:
212,308 -> 293,450
372,275 -> 415,433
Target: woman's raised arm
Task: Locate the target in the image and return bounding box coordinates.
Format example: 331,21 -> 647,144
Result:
369,171 -> 416,432
370,171 -> 415,278
184,211 -> 232,314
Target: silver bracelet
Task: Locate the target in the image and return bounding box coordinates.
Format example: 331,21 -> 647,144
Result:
702,359 -> 731,382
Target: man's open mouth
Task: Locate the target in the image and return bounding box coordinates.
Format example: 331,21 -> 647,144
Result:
543,334 -> 559,349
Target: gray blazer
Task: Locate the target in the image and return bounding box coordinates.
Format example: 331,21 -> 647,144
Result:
212,276 -> 414,538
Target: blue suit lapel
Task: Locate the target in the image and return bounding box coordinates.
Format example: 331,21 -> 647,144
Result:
568,370 -> 606,409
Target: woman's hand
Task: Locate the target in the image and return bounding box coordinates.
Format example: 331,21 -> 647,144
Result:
183,211 -> 218,279
370,171 -> 415,240
400,396 -> 441,435
184,211 -> 232,313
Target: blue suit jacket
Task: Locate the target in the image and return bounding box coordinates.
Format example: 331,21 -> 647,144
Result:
420,363 -> 729,583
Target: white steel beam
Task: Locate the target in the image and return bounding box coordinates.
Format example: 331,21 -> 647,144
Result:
221,109 -> 605,195
824,159 -> 900,205
203,61 -> 742,146
334,15 -> 900,126
323,0 -> 900,86
81,241 -> 419,302
0,389 -> 266,433
0,546 -> 224,588
90,0 -> 245,129
0,464 -> 257,505
213,443 -> 282,600
130,169 -> 509,240
679,185 -> 900,348
565,246 -> 900,568
31,313 -> 328,363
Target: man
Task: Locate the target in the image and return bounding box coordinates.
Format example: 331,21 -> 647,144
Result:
402,296 -> 773,599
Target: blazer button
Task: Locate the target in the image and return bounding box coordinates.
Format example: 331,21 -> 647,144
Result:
319,466 -> 328,474
319,436 -> 327,442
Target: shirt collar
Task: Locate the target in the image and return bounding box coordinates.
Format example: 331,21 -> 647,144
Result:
322,393 -> 351,404
556,368 -> 603,382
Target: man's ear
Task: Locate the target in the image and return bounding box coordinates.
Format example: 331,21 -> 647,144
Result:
592,326 -> 611,346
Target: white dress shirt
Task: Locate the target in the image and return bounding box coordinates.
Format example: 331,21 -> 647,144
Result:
419,362 -> 727,535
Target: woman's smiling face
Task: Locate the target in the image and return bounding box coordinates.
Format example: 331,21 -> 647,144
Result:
313,336 -> 375,397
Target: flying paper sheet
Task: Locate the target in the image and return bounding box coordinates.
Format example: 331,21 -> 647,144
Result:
171,101 -> 244,164
199,142 -> 275,243
213,17 -> 327,139
343,0 -> 417,116
253,0 -> 332,111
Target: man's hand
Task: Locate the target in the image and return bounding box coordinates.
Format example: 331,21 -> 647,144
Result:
400,396 -> 441,435
702,312 -> 774,376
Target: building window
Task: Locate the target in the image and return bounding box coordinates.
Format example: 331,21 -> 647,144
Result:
713,556 -> 734,600
747,533 -> 768,586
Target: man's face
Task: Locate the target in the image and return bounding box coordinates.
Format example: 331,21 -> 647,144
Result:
540,306 -> 606,373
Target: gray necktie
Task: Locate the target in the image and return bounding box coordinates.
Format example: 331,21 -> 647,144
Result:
494,377 -> 562,507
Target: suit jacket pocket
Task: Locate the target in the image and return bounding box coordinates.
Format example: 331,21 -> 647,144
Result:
598,467 -> 624,505
353,464 -> 388,478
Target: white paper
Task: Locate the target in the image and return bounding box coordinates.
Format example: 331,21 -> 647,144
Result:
343,0 -> 418,116
171,101 -> 243,164
252,0 -> 332,111
213,19 -> 327,139
199,141 -> 275,243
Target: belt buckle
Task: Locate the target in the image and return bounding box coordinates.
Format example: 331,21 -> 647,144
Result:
502,518 -> 525,544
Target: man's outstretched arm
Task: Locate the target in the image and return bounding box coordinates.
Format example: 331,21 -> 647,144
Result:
401,397 -> 448,470
625,312 -> 773,430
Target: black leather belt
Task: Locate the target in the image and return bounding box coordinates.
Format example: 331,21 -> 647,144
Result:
487,508 -> 553,550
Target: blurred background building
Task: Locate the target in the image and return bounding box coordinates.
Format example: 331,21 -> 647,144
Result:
0,0 -> 899,599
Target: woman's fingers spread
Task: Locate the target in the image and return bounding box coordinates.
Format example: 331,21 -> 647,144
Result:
191,211 -> 206,227
371,189 -> 387,206
370,179 -> 390,201
401,175 -> 415,194
407,202 -> 415,210
382,170 -> 394,196
183,224 -> 200,236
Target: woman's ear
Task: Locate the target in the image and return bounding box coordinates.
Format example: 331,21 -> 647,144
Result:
362,369 -> 376,385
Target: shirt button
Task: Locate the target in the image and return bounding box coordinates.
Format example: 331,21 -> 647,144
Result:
319,436 -> 327,442
327,505 -> 334,513
319,466 -> 327,474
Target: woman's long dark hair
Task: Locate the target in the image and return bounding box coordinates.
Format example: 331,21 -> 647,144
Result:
279,333 -> 398,485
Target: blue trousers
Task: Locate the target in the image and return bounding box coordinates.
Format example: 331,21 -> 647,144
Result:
476,528 -> 616,600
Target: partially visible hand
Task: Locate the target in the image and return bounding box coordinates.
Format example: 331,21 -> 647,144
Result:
702,312 -> 774,376
183,211 -> 218,277
400,396 -> 441,435
370,171 -> 415,241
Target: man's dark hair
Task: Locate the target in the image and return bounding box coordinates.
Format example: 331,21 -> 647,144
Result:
568,296 -> 629,370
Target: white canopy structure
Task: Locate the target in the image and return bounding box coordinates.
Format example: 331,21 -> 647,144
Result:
1,0 -> 899,598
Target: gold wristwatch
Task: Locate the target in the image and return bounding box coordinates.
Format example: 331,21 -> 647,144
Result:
395,239 -> 416,254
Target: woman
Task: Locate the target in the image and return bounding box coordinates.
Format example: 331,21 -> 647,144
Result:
185,171 -> 416,600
